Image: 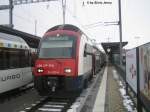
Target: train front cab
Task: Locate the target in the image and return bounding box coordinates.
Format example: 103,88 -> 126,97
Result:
34,30 -> 83,95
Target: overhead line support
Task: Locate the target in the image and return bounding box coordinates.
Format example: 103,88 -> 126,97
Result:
0,0 -> 58,29
13,0 -> 58,5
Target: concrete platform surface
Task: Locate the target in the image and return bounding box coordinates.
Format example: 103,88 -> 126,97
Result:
93,65 -> 127,112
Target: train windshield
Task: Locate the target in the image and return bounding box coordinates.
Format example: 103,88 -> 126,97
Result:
39,36 -> 76,58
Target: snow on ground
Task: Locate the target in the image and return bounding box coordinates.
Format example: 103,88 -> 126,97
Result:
113,70 -> 137,112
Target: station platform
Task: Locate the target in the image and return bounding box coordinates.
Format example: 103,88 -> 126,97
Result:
93,64 -> 127,112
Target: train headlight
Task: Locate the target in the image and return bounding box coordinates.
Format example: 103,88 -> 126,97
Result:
37,68 -> 44,73
64,68 -> 72,73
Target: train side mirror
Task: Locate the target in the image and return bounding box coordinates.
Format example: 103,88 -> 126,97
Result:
84,51 -> 87,57
84,44 -> 87,57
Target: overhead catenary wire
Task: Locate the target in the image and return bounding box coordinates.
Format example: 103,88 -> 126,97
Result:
63,6 -> 99,45
12,1 -> 61,35
17,3 -> 50,25
12,1 -> 117,39
13,14 -> 33,23
13,14 -> 47,29
13,13 -> 48,33
82,21 -> 119,29
62,1 -> 118,29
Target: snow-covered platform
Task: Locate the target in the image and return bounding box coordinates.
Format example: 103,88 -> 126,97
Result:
92,64 -> 136,112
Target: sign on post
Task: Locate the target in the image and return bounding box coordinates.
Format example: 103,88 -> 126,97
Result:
139,44 -> 150,110
126,48 -> 137,93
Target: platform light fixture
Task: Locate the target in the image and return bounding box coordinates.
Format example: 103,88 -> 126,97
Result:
107,48 -> 111,53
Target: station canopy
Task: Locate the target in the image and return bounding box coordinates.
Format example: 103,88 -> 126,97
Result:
101,42 -> 128,54
0,25 -> 41,48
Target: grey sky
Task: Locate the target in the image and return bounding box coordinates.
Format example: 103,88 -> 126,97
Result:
0,0 -> 150,49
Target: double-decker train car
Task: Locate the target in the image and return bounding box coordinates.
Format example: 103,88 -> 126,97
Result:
33,24 -> 105,95
0,32 -> 33,94
92,46 -> 106,74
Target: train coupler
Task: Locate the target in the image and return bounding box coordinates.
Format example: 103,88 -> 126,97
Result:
47,77 -> 58,92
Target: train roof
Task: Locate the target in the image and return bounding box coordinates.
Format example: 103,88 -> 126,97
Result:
46,24 -> 99,48
0,32 -> 29,49
46,24 -> 95,41
46,24 -> 81,33
0,25 -> 41,48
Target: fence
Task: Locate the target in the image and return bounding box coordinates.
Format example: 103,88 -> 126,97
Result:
126,43 -> 150,112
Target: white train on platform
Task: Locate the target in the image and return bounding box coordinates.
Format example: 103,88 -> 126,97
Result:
0,32 -> 33,94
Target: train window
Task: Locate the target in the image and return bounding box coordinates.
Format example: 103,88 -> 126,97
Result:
39,36 -> 76,58
0,48 -> 30,70
9,50 -> 20,68
0,48 -> 9,70
84,44 -> 93,57
41,41 -> 73,48
84,44 -> 87,57
96,55 -> 100,60
0,49 -> 4,69
86,44 -> 93,53
3,49 -> 9,69
24,50 -> 30,66
39,47 -> 73,58
20,50 -> 30,67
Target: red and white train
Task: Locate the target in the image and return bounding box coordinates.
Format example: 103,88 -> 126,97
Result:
33,24 -> 105,95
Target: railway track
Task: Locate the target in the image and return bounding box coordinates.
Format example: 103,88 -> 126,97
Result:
0,83 -> 34,103
19,93 -> 79,112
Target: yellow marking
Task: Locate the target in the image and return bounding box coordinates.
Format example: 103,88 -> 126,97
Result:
14,44 -> 17,48
0,42 -> 4,47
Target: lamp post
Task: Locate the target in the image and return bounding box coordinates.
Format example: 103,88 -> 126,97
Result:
118,0 -> 123,66
0,0 -> 14,28
107,48 -> 111,53
106,47 -> 111,63
9,0 -> 13,28
34,19 -> 37,35
62,0 -> 66,25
